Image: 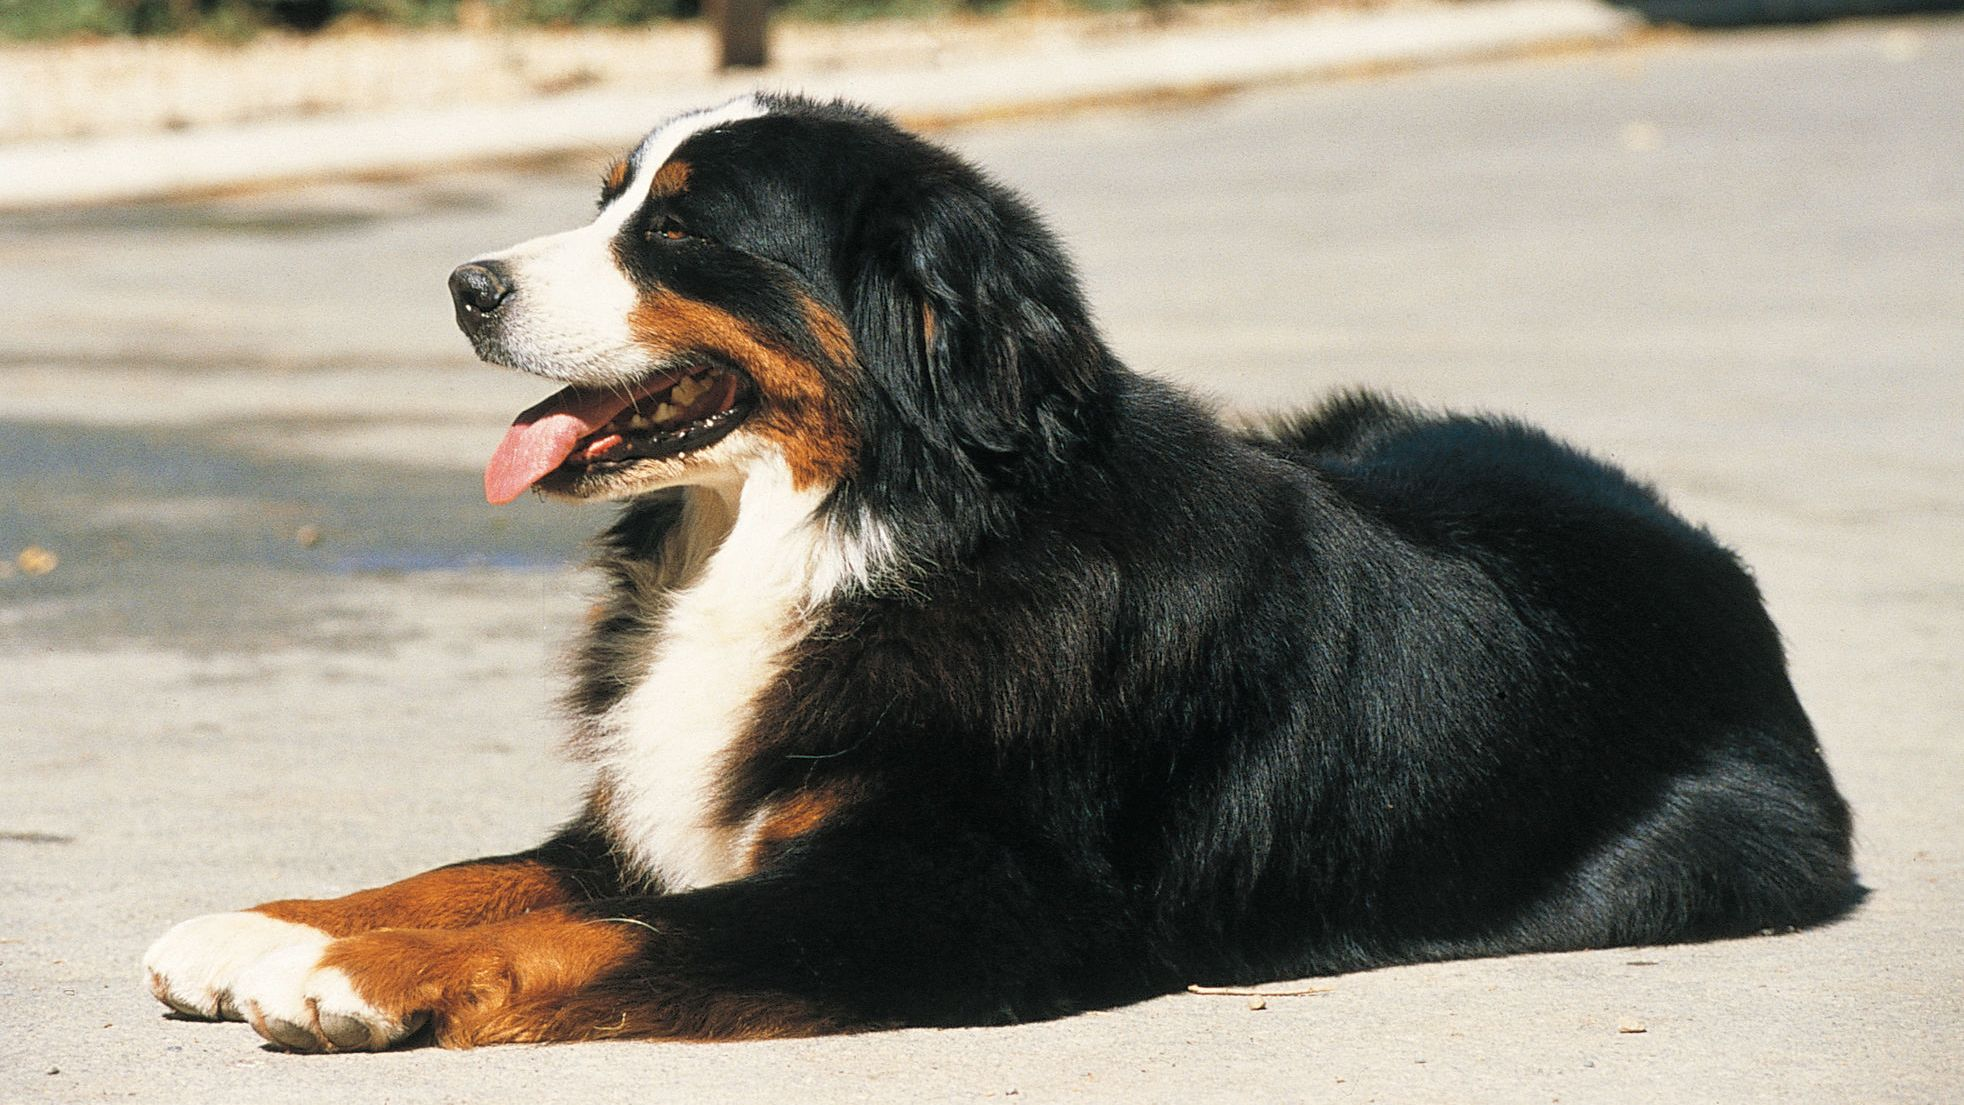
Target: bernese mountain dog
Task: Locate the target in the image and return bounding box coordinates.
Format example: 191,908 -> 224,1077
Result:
144,94 -> 1858,1052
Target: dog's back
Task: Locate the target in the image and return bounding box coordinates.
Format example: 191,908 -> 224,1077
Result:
1230,390 -> 1856,966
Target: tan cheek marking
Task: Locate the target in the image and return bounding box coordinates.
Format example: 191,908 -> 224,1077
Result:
801,292 -> 860,370
650,159 -> 691,198
321,908 -> 646,1049
628,290 -> 857,489
252,860 -> 573,938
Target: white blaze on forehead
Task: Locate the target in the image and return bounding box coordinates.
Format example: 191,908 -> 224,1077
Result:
474,96 -> 768,388
611,96 -> 767,229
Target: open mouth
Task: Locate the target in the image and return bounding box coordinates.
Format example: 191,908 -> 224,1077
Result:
484,364 -> 756,504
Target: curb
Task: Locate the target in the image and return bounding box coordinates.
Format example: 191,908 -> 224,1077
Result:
0,0 -> 1637,210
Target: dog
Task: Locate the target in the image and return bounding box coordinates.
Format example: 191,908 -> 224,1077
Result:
144,94 -> 1858,1051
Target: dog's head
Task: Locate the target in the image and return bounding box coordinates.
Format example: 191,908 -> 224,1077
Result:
452,94 -> 1107,516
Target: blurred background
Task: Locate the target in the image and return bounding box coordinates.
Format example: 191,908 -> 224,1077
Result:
5,0 -> 1963,151
2,0 -> 1961,1102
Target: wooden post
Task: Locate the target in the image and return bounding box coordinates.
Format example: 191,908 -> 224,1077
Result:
709,0 -> 770,69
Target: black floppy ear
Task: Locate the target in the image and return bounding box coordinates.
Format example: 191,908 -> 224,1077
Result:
847,175 -> 1103,485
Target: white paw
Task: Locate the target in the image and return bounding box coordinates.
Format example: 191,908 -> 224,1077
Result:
232,943 -> 428,1052
143,911 -> 329,1022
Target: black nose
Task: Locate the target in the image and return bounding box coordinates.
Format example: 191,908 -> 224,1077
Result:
448,261 -> 513,322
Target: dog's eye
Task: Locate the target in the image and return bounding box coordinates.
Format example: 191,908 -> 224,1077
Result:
649,217 -> 690,242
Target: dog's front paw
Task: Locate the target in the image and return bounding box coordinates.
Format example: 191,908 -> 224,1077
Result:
143,911 -> 330,1022
231,941 -> 430,1052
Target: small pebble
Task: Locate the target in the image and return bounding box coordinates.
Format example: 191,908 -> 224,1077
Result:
295,524 -> 324,548
17,546 -> 58,576
1617,1019 -> 1648,1034
1248,997 -> 1267,1011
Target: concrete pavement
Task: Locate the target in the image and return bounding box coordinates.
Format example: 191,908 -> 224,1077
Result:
2,17 -> 1961,1103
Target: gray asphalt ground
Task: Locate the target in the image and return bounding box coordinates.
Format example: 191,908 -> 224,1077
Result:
3,18 -> 1961,1104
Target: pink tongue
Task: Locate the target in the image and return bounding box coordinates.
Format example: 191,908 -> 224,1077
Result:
484,385 -> 640,505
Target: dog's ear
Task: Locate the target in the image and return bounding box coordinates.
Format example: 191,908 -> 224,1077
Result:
846,173 -> 1102,483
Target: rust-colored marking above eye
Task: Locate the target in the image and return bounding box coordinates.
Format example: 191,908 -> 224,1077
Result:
603,159 -> 631,193
650,160 -> 692,198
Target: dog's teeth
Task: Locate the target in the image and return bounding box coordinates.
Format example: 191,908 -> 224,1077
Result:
671,376 -> 706,405
626,414 -> 652,430
653,402 -> 678,424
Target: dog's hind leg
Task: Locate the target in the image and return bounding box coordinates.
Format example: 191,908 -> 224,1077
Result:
1515,746 -> 1858,952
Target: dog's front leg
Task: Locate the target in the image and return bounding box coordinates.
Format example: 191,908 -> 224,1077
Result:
143,827 -> 619,1030
234,822 -> 1149,1051
216,904 -> 651,1051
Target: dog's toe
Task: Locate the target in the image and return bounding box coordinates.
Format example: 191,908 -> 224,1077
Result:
317,1011 -> 381,1050
149,969 -> 207,1018
252,1007 -> 325,1052
143,912 -> 329,1024
234,940 -> 422,1052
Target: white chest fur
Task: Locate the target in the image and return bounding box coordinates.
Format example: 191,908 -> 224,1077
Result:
592,455 -> 880,891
